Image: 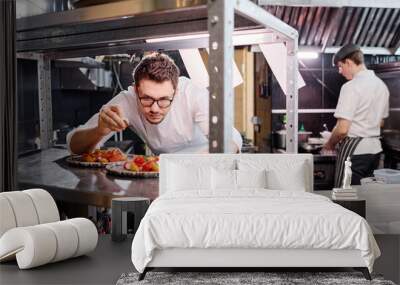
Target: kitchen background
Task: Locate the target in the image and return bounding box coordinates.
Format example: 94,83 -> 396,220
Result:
17,50 -> 400,156
17,49 -> 400,193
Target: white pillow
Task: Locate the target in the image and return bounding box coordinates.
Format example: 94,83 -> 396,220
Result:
266,164 -> 306,191
238,159 -> 308,191
211,168 -> 236,190
236,169 -> 267,189
168,163 -> 211,191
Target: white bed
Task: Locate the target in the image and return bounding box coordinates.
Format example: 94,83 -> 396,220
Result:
131,154 -> 380,280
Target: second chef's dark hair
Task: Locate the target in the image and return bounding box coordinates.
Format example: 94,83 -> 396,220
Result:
333,44 -> 364,66
340,50 -> 364,66
133,52 -> 180,90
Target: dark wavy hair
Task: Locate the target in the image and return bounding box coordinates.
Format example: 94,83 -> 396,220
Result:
133,53 -> 180,90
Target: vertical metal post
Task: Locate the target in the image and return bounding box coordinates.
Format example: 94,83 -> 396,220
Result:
234,0 -> 299,153
285,38 -> 298,153
208,0 -> 234,153
37,55 -> 53,149
1,0 -> 17,191
321,54 -> 325,114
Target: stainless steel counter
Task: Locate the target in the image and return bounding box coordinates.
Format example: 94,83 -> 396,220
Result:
17,149 -> 338,206
17,148 -> 159,208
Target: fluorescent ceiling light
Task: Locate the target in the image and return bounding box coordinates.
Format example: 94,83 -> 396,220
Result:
146,34 -> 209,43
146,29 -> 273,44
298,52 -> 319,59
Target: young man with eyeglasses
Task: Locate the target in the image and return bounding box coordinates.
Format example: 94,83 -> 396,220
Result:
67,53 -> 242,155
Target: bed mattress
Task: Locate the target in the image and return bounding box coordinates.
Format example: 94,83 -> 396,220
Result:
131,190 -> 380,273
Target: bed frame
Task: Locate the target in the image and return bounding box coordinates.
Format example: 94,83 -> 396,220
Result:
138,154 -> 372,281
140,249 -> 371,280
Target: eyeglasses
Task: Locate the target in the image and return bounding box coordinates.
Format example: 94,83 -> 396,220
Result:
138,95 -> 174,108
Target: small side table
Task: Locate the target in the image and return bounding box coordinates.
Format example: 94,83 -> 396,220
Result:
111,197 -> 150,242
332,199 -> 366,218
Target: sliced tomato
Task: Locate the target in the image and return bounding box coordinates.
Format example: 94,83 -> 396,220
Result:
134,155 -> 146,166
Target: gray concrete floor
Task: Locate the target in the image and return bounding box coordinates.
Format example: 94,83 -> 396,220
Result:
1,235 -> 398,285
374,235 -> 400,284
0,235 -> 134,285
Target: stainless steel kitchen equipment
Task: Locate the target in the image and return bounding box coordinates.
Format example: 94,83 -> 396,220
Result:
300,142 -> 323,154
272,130 -> 313,150
382,129 -> 400,169
313,155 -> 336,190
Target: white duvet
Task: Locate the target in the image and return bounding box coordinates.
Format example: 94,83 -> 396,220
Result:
131,190 -> 380,273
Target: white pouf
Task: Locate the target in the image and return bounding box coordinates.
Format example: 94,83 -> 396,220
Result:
42,221 -> 79,262
24,189 -> 59,223
1,191 -> 39,227
67,218 -> 98,257
0,218 -> 98,269
0,196 -> 17,237
0,225 -> 57,269
0,189 -> 98,269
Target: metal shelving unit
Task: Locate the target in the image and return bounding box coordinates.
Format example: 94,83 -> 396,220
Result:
16,0 -> 300,153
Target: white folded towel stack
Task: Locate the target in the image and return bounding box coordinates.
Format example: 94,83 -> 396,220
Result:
332,188 -> 358,200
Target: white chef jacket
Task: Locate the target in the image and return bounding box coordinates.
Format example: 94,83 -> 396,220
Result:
67,77 -> 242,155
334,69 -> 389,154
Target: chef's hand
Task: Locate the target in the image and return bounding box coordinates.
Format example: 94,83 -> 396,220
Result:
321,142 -> 335,155
97,105 -> 128,136
323,140 -> 335,151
